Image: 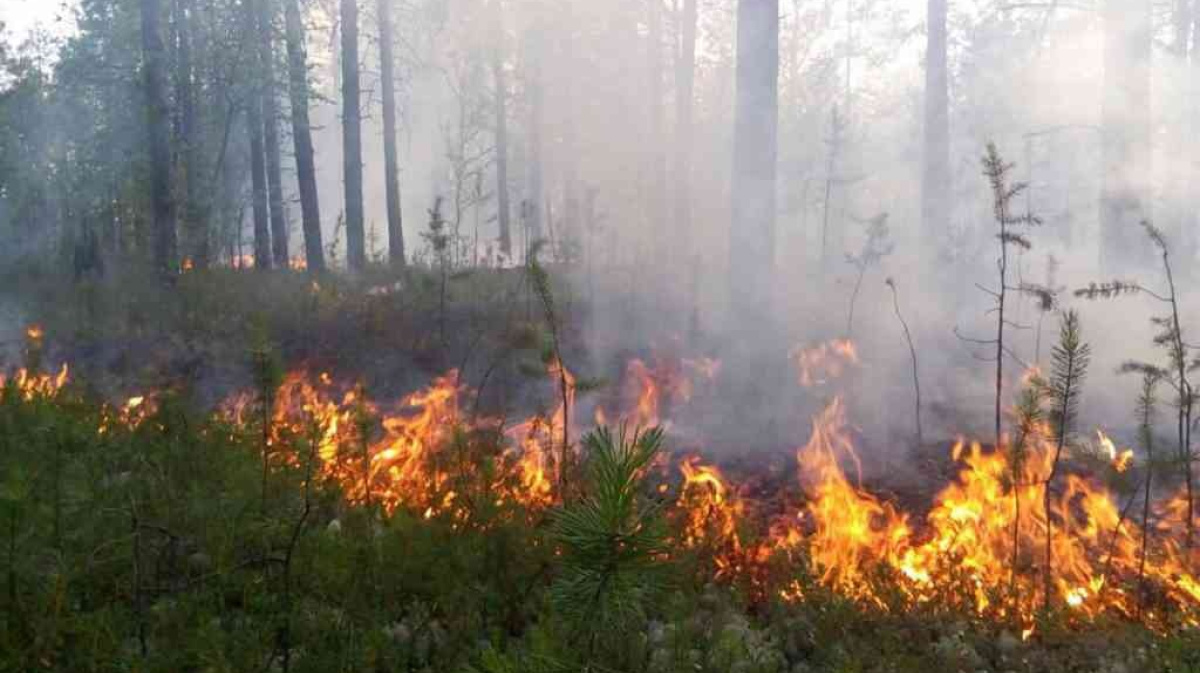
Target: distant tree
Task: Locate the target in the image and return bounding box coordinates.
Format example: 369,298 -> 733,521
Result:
342,0 -> 366,271
245,0 -> 271,270
730,0 -> 779,323
283,0 -> 325,272
140,0 -> 178,276
672,0 -> 698,262
257,0 -> 289,268
491,0 -> 512,258
378,0 -> 405,268
1100,0 -> 1152,272
921,0 -> 949,259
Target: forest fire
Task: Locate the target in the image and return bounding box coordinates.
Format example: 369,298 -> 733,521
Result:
207,351 -> 1199,631
7,340 -> 1200,633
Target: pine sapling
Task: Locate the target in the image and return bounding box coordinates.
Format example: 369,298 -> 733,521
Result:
1041,309 -> 1090,609
1077,221 -> 1196,554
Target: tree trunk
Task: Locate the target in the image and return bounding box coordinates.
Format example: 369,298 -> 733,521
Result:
258,0 -> 289,268
140,0 -> 178,276
921,0 -> 949,256
1101,0 -> 1152,272
492,0 -> 512,259
647,0 -> 666,262
379,0 -> 406,268
341,0 -> 367,271
283,0 -> 325,272
174,0 -> 205,268
673,0 -> 697,259
729,0 -> 779,322
524,23 -> 544,246
245,0 -> 272,269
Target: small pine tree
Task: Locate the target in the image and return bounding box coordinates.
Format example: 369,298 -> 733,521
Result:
550,426 -> 669,667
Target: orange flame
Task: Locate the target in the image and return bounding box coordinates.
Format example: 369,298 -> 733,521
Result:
790,339 -> 859,387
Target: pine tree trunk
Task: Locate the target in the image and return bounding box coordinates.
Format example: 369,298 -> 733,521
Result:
140,0 -> 178,276
258,0 -> 289,268
647,0 -> 666,262
921,0 -> 949,254
245,0 -> 272,272
1101,0 -> 1152,272
492,0 -> 512,259
673,0 -> 697,257
379,0 -> 406,268
283,0 -> 325,272
524,24 -> 544,246
730,0 -> 778,321
174,0 -> 205,268
342,0 -> 367,271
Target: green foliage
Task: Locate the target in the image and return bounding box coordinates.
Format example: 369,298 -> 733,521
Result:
1044,310 -> 1091,447
551,427 -> 670,641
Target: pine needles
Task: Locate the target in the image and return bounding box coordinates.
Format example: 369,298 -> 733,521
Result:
550,426 -> 669,664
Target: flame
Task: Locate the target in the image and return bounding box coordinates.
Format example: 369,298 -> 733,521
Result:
25,324 -> 44,342
790,339 -> 859,387
1097,430 -> 1134,473
619,355 -> 719,428
1,363 -> 69,401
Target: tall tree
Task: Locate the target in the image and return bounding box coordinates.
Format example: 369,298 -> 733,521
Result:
378,0 -> 406,268
491,0 -> 513,258
283,0 -> 325,271
729,0 -> 779,321
1100,0 -> 1152,272
342,0 -> 367,270
646,0 -> 666,260
140,0 -> 178,276
921,0 -> 949,257
174,0 -> 205,268
673,0 -> 697,256
258,0 -> 289,268
245,0 -> 272,269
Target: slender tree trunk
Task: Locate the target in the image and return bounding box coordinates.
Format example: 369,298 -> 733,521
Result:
921,0 -> 949,256
342,0 -> 367,271
673,0 -> 697,261
524,23 -> 544,244
283,0 -> 325,272
730,0 -> 779,323
140,0 -> 178,277
379,0 -> 406,268
492,0 -> 512,258
175,0 -> 205,268
647,0 -> 666,262
258,0 -> 289,268
1100,0 -> 1152,272
245,0 -> 272,270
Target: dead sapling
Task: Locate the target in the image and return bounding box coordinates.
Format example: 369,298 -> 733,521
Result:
1077,221 -> 1197,554
528,242 -> 573,490
1040,309 -> 1091,609
886,277 -> 922,447
844,213 -> 894,340
955,143 -> 1044,449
